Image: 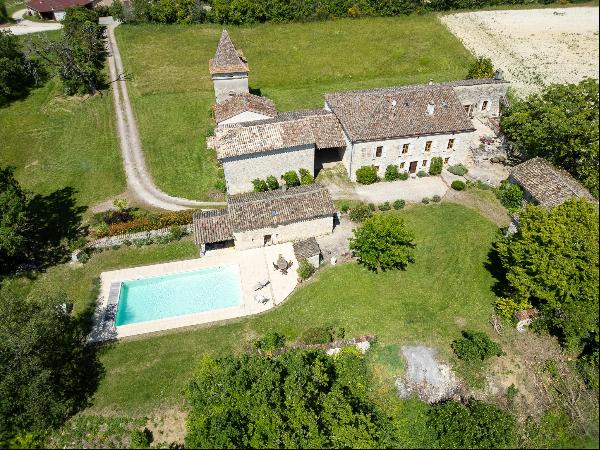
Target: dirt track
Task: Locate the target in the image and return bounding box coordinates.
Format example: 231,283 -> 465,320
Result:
441,7 -> 599,96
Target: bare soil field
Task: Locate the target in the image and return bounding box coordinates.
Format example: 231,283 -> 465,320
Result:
441,7 -> 599,95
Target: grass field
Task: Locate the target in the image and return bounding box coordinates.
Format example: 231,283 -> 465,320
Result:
70,202 -> 497,414
115,15 -> 474,200
0,78 -> 125,207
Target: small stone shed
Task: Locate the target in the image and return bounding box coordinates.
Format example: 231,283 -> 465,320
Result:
193,184 -> 336,253
293,237 -> 321,268
508,157 -> 595,208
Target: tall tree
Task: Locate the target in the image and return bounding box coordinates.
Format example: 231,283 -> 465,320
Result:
0,30 -> 40,106
501,79 -> 599,198
0,166 -> 29,262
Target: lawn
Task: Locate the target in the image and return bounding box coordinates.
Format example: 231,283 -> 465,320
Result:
76,202 -> 499,415
0,78 -> 125,207
115,15 -> 474,200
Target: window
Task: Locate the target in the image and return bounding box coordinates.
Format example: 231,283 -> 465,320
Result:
481,100 -> 488,111
447,139 -> 455,150
402,143 -> 409,154
375,146 -> 383,157
399,162 -> 405,169
464,104 -> 471,113
422,160 -> 427,167
425,141 -> 432,152
444,157 -> 450,164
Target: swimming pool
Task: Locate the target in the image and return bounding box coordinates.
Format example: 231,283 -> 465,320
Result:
115,265 -> 242,326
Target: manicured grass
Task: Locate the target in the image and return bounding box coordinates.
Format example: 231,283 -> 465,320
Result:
84,203 -> 498,414
115,15 -> 473,199
0,79 -> 125,206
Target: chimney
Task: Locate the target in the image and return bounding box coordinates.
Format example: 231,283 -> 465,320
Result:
427,102 -> 435,115
494,69 -> 504,80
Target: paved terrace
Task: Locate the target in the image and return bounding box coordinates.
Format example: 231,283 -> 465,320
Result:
90,242 -> 298,341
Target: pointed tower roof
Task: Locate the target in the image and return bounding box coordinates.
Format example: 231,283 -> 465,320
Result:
209,30 -> 249,75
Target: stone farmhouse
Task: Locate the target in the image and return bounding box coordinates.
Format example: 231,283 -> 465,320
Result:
208,30 -> 509,192
193,184 -> 335,253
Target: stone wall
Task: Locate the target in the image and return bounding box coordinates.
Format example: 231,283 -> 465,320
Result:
452,83 -> 509,119
233,216 -> 334,250
89,224 -> 193,249
346,131 -> 471,180
213,72 -> 249,103
223,144 -> 316,194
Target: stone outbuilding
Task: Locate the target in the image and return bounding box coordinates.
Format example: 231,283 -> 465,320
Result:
193,184 -> 335,253
209,30 -> 249,104
509,157 -> 595,208
293,237 -> 321,268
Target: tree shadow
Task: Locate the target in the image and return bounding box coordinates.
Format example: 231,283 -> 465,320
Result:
249,86 -> 262,97
484,245 -> 508,297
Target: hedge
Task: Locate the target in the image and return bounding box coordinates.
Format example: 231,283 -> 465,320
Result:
93,209 -> 195,238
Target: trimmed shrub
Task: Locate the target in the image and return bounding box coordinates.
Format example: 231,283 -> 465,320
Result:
451,180 -> 466,191
421,197 -> 430,204
429,157 -> 443,176
349,203 -> 372,222
378,201 -> 391,211
398,171 -> 409,181
393,199 -> 405,210
297,258 -> 315,280
448,164 -> 468,176
466,56 -> 495,79
254,331 -> 285,354
282,171 -> 300,187
339,201 -> 351,213
252,178 -> 268,192
301,326 -> 332,345
452,330 -> 503,362
495,180 -> 524,212
355,165 -> 378,185
266,175 -> 279,190
299,168 -> 314,185
384,164 -> 400,181
416,170 -> 428,178
432,195 -> 441,203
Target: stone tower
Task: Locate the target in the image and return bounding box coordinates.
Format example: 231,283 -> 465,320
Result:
209,30 -> 249,104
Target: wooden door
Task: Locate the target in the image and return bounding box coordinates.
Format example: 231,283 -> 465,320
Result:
409,161 -> 418,173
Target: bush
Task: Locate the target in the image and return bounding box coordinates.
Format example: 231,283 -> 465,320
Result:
429,157 -> 443,176
77,249 -> 91,263
393,199 -> 405,210
494,297 -> 532,321
378,201 -> 391,211
451,180 -> 466,191
130,428 -> 152,449
384,164 -> 400,181
301,326 -> 333,345
253,331 -> 285,354
299,168 -> 314,185
252,178 -> 268,192
494,180 -> 523,212
431,195 -> 441,203
398,171 -> 409,181
349,203 -> 372,222
416,170 -> 428,178
297,258 -> 315,280
421,197 -> 430,204
339,201 -> 350,213
448,164 -> 468,176
452,330 -> 503,362
466,56 -> 495,79
266,175 -> 279,190
368,203 -> 376,211
356,165 -> 378,185
282,171 -> 300,187
350,213 -> 416,272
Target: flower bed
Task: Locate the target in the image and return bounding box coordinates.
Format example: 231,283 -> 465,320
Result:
93,209 -> 195,238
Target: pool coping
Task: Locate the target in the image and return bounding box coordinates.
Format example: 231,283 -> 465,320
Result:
89,243 -> 298,342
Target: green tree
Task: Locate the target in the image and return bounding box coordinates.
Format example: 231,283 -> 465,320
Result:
0,290 -> 101,439
0,166 -> 28,261
501,79 -> 599,197
150,0 -> 177,23
466,56 -> 494,79
494,180 -> 523,212
384,164 -> 399,181
0,30 -> 40,106
428,399 -> 516,448
350,213 -> 415,272
451,330 -> 503,361
495,199 -> 599,353
428,156 -> 443,176
265,175 -> 279,190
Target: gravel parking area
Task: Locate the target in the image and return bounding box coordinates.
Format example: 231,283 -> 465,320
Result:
441,7 -> 599,95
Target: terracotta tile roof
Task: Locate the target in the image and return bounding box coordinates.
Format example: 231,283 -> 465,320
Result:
214,93 -> 276,124
215,110 -> 346,159
27,0 -> 92,12
293,237 -> 321,261
227,184 -> 335,232
510,157 -> 595,208
209,30 -> 249,75
192,209 -> 232,245
325,85 -> 475,142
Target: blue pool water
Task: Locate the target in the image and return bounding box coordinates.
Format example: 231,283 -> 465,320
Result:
115,265 -> 242,326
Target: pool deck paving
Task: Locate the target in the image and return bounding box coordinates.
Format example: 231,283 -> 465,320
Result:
89,242 -> 298,341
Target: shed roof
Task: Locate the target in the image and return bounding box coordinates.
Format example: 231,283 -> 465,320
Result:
26,0 -> 92,12
293,237 -> 321,261
510,157 -> 595,208
209,30 -> 248,75
214,93 -> 276,124
192,209 -> 232,245
325,85 -> 475,142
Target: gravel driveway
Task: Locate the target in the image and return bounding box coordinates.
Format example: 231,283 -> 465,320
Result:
4,9 -> 63,35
